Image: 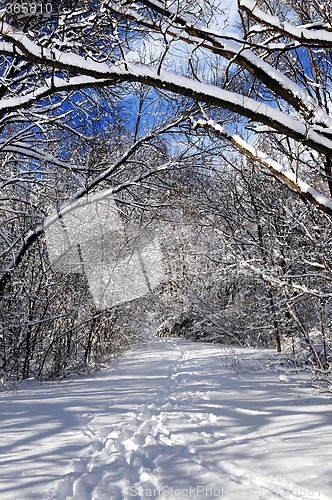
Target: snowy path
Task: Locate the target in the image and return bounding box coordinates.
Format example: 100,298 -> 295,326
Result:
0,338 -> 331,500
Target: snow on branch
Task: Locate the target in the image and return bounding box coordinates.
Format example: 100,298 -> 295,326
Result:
0,76 -> 112,118
2,70 -> 332,158
2,7 -> 320,120
192,118 -> 332,217
0,142 -> 72,169
2,24 -> 332,157
239,0 -> 332,47
110,1 -> 317,116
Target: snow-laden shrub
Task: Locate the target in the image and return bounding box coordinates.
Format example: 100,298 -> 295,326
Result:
156,313 -> 197,339
155,312 -> 230,343
282,328 -> 331,370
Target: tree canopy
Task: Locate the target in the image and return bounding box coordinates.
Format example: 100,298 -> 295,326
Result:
1,0 -> 332,384
1,0 -> 332,204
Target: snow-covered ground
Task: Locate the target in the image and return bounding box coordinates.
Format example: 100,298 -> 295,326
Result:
0,338 -> 331,500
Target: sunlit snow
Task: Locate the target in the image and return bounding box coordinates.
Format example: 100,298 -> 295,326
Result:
1,338 -> 331,499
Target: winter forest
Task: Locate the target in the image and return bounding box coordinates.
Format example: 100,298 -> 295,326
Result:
1,0 -> 332,388
2,1 -> 332,498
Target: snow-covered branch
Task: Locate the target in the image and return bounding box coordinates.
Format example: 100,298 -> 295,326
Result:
192,118 -> 332,217
108,1 -> 317,116
239,0 -> 332,48
1,55 -> 330,158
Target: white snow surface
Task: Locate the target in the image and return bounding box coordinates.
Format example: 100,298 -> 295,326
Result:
1,338 -> 331,500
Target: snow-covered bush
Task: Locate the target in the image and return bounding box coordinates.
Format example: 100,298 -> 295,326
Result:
282,328 -> 332,371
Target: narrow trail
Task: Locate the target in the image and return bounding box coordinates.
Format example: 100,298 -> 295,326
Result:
1,338 -> 331,500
